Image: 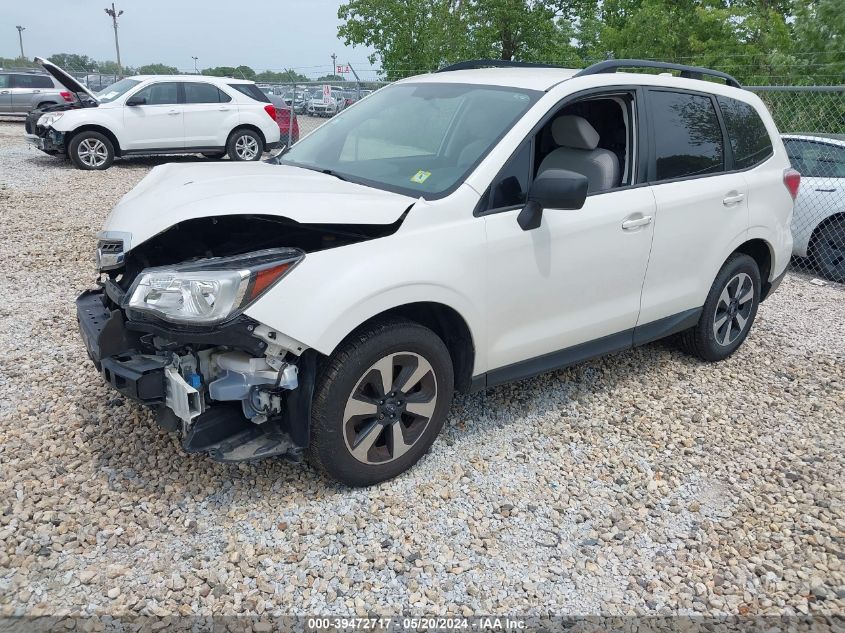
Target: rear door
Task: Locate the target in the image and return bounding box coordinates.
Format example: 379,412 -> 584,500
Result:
0,75 -> 10,114
121,81 -> 183,150
182,82 -> 232,148
9,74 -> 38,113
638,89 -> 748,326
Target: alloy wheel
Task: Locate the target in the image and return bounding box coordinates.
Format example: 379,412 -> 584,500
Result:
78,138 -> 108,168
713,272 -> 754,346
234,135 -> 259,160
815,227 -> 845,282
342,352 -> 438,465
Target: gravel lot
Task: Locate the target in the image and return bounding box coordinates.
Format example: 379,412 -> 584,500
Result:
0,119 -> 843,619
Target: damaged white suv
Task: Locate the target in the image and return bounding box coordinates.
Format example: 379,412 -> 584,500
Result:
78,60 -> 796,486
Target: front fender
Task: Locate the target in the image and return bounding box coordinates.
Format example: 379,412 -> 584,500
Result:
243,216 -> 488,374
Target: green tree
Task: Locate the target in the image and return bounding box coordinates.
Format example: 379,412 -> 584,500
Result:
48,53 -> 97,71
792,0 -> 845,84
316,74 -> 346,82
0,56 -> 37,69
338,0 -> 585,79
136,63 -> 179,75
203,65 -> 255,79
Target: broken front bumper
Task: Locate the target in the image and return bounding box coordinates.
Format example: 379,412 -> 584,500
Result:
76,288 -> 308,462
25,129 -> 65,153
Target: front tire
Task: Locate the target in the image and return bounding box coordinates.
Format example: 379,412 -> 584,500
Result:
227,129 -> 263,161
309,319 -> 454,487
809,218 -> 845,283
69,131 -> 114,170
679,253 -> 761,361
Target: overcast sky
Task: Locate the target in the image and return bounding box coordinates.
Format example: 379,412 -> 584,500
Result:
3,0 -> 376,77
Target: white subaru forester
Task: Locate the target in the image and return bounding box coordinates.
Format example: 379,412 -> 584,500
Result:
77,59 -> 798,486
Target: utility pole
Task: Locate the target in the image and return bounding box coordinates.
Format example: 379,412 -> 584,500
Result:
192,56 -> 199,74
104,3 -> 124,74
331,52 -> 337,77
15,26 -> 25,60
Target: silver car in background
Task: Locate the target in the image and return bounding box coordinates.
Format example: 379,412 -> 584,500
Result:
0,71 -> 75,116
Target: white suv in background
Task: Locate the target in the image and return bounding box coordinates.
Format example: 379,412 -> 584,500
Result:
76,60 -> 796,486
782,134 -> 845,282
25,57 -> 281,169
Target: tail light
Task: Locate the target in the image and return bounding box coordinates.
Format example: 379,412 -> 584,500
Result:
60,91 -> 73,102
276,108 -> 291,125
783,168 -> 801,200
263,104 -> 277,121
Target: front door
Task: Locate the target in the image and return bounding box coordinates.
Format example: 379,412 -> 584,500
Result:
482,141 -> 656,376
121,81 -> 183,150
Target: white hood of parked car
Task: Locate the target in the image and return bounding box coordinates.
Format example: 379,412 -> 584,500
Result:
104,162 -> 418,250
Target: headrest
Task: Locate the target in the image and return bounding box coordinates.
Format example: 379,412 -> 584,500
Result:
551,115 -> 600,150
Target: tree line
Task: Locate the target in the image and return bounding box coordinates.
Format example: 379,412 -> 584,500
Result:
0,53 -> 347,84
337,0 -> 844,84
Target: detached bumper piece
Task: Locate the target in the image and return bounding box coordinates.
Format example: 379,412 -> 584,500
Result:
182,405 -> 301,463
101,354 -> 167,404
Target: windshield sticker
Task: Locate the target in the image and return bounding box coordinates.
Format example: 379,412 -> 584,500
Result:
410,170 -> 431,184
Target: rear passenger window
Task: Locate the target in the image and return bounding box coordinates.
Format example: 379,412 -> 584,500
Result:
12,74 -> 53,89
717,97 -> 773,169
650,91 -> 724,181
184,82 -> 230,104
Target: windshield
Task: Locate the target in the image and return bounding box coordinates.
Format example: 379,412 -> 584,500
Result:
281,82 -> 540,198
96,78 -> 141,103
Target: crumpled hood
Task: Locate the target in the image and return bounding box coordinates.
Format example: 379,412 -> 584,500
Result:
103,162 -> 417,250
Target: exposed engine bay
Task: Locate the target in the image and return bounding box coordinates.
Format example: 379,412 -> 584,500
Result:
80,212 -> 406,462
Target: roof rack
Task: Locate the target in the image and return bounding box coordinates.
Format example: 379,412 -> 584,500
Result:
574,59 -> 742,89
436,59 -> 565,73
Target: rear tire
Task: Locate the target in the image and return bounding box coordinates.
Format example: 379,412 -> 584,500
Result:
309,319 -> 454,487
809,218 -> 845,283
69,131 -> 114,170
226,129 -> 263,161
679,253 -> 760,361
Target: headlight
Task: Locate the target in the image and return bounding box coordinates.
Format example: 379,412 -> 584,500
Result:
125,248 -> 303,324
37,112 -> 63,127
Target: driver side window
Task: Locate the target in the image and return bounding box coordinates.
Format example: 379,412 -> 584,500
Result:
481,91 -> 636,214
131,82 -> 179,105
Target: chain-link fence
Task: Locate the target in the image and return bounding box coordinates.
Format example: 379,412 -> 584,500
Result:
750,86 -> 845,284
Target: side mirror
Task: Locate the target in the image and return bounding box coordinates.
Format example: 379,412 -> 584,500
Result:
125,96 -> 146,106
517,169 -> 589,231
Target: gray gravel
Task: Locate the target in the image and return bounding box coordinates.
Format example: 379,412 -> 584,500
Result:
0,120 -> 843,618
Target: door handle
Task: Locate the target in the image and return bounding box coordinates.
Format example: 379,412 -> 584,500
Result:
218,106 -> 229,111
0,90 -> 9,95
722,193 -> 745,206
32,90 -> 41,93
167,109 -> 180,115
622,216 -> 653,230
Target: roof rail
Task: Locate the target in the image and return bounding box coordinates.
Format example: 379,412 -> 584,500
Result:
574,59 -> 742,89
436,59 -> 565,73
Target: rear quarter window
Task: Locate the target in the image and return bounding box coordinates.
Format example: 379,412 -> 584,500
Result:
717,96 -> 774,170
228,83 -> 270,103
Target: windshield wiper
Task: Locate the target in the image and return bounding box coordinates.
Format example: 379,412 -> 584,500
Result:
320,168 -> 347,182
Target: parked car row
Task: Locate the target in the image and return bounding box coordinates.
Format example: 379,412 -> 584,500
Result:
21,58 -> 294,170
